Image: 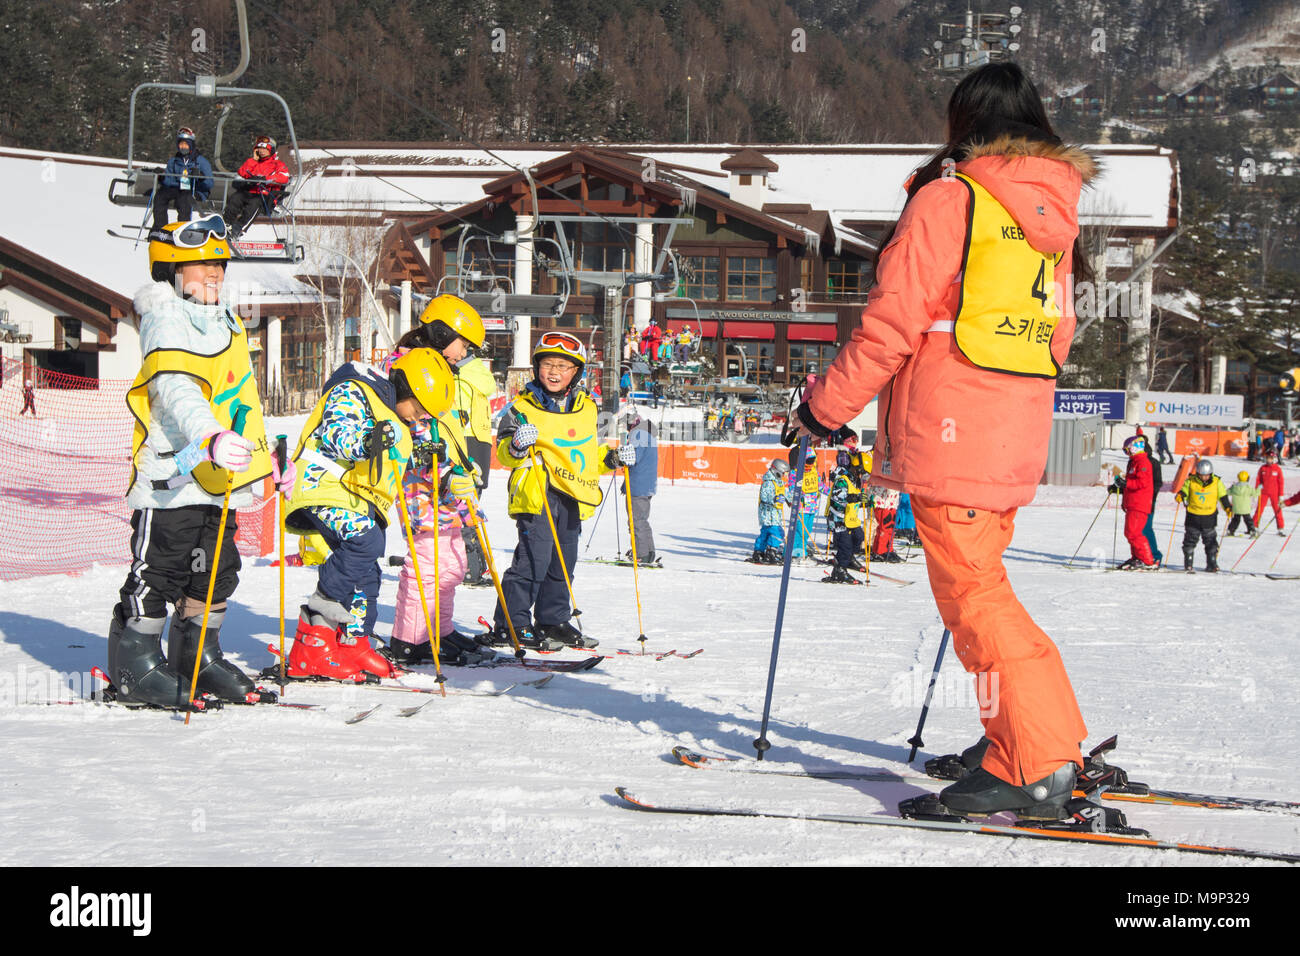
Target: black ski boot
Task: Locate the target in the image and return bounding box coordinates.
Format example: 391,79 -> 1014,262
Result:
168,610 -> 257,701
388,636 -> 434,666
937,763 -> 1078,819
762,547 -> 783,564
439,630 -> 497,666
540,621 -> 599,649
107,614 -> 194,708
517,627 -> 567,652
821,565 -> 861,584
924,736 -> 990,780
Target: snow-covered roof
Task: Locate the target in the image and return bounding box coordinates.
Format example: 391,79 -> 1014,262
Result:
0,147 -> 322,311
296,142 -> 1178,238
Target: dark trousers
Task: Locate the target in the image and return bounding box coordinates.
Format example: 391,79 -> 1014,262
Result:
1182,512 -> 1219,566
467,436 -> 493,490
116,506 -> 241,623
223,190 -> 274,232
627,494 -> 654,559
493,491 -> 580,634
296,511 -> 385,636
152,186 -> 194,230
834,525 -> 865,568
1226,513 -> 1255,535
461,524 -> 489,581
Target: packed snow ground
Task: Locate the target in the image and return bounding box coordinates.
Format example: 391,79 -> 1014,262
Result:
1,451 -> 1297,866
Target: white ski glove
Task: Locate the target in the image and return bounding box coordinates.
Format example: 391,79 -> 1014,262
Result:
209,430 -> 253,472
510,423 -> 539,455
617,444 -> 637,466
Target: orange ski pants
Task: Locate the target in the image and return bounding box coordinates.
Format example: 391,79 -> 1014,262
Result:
912,496 -> 1087,785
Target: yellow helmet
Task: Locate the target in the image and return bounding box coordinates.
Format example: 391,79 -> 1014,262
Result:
149,215 -> 231,281
389,347 -> 455,418
418,294 -> 485,349
1238,471 -> 1250,482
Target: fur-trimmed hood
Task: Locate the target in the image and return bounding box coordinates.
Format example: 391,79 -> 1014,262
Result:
958,134 -> 1099,255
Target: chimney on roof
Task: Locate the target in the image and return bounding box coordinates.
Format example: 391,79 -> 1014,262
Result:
720,149 -> 778,210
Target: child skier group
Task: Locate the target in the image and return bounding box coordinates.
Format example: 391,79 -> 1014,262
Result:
107,218 -> 635,708
749,430 -> 910,580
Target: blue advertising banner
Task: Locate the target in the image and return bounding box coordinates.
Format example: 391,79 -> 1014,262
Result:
1054,389 -> 1126,420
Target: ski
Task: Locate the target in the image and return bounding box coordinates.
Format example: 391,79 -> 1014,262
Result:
378,673 -> 555,703
397,699 -> 436,718
585,557 -> 665,569
612,788 -> 1300,864
672,743 -> 1300,816
345,704 -> 382,724
615,648 -> 703,660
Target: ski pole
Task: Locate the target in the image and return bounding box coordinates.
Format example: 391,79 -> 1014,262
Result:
1111,488 -> 1119,565
396,486 -> 446,694
1066,490 -> 1112,568
1270,514 -> 1296,570
906,628 -> 952,763
1165,498 -> 1180,567
862,498 -> 875,584
465,489 -> 525,658
755,434 -> 809,761
1231,509 -> 1276,570
623,464 -> 647,652
275,435 -> 288,690
527,447 -> 583,632
185,415 -> 247,724
582,471 -> 617,556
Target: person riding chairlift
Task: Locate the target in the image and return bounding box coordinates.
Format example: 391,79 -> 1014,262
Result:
223,135 -> 291,238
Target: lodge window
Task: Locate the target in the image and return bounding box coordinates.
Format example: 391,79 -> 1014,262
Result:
789,343 -> 838,378
575,222 -> 629,295
678,255 -> 720,301
825,259 -> 870,299
725,255 -> 776,302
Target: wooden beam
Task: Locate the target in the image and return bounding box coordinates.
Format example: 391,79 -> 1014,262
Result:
716,211 -> 727,225
536,199 -> 646,213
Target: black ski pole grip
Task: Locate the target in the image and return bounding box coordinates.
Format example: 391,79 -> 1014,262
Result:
275,434 -> 288,472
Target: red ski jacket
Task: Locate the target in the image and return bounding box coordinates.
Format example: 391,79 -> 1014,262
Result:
1121,452 -> 1153,514
1257,463 -> 1284,498
236,155 -> 290,194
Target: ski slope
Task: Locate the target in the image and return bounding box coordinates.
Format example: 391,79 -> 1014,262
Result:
0,451 -> 1296,866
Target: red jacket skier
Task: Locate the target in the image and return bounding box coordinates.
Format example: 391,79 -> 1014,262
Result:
1254,453 -> 1285,532
1112,434 -> 1156,568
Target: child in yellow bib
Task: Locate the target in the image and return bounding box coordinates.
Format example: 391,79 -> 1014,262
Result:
487,332 -> 632,651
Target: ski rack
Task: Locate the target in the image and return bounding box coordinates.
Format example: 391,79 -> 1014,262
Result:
108,79 -> 306,263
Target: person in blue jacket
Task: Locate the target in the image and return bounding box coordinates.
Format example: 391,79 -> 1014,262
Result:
622,406 -> 659,563
151,128 -> 214,236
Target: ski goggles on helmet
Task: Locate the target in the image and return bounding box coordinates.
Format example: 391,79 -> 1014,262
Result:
170,215 -> 229,249
1126,437 -> 1146,453
535,331 -> 587,365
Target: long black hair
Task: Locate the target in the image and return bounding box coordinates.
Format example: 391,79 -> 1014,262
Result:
874,62 -> 1093,285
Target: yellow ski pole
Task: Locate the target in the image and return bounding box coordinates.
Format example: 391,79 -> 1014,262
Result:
186,475 -> 234,725
466,489 -> 525,658
396,490 -> 446,694
527,446 -> 583,633
275,435 -> 288,690
186,418 -> 247,724
622,464 -> 647,653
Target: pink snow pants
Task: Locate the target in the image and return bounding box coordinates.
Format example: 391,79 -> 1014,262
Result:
392,527 -> 467,643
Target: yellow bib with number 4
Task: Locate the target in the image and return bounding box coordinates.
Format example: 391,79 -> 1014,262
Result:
952,173 -> 1063,379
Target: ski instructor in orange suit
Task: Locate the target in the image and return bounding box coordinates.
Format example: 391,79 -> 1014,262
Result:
793,62 -> 1096,821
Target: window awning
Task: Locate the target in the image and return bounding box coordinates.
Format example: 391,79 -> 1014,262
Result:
723,321 -> 776,340
786,324 -> 837,343
666,319 -> 719,336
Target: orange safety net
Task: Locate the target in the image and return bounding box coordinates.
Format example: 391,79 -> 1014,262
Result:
0,357 -> 275,580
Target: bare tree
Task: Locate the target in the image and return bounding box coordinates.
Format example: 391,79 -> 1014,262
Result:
295,174 -> 389,373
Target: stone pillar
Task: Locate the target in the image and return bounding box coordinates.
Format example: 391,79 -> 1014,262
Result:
266,314 -> 282,392
512,213 -> 536,370
1124,238 -> 1154,423
633,221 -> 653,334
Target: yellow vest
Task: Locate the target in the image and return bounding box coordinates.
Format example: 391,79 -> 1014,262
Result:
286,378 -> 413,530
836,473 -> 862,529
126,328 -> 272,495
952,174 -> 1063,379
1179,476 -> 1227,517
500,390 -> 607,519
453,358 -> 495,442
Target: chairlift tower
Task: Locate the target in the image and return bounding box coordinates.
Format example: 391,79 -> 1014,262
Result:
924,5 -> 1024,74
